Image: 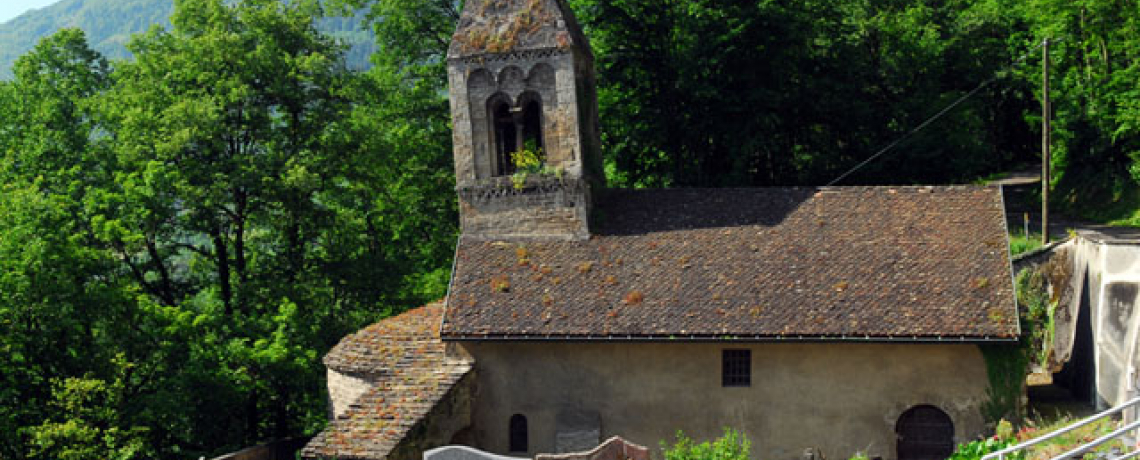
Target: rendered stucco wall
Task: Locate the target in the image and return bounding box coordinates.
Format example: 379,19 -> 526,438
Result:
459,342 -> 989,460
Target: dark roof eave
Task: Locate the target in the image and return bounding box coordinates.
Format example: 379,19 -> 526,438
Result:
439,333 -> 1019,344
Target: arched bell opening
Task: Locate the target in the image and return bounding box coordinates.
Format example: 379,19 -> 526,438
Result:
487,92 -> 547,178
518,92 -> 544,156
488,94 -> 517,176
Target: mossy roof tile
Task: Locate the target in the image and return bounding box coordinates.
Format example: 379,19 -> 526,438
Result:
443,186 -> 1019,340
302,304 -> 472,460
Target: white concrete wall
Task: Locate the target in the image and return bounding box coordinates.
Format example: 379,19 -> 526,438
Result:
1063,237 -> 1140,407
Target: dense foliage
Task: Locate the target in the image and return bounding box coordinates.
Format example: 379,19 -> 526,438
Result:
0,0 -> 376,79
2,0 -> 1140,458
0,0 -> 454,458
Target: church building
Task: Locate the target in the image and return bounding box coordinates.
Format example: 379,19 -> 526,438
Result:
300,1 -> 1020,460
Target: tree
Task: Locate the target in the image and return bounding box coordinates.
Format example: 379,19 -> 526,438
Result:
89,0 -> 375,451
1,1 -> 460,456
0,30 -> 137,460
1013,0 -> 1140,221
573,0 -> 1037,187
0,28 -> 110,192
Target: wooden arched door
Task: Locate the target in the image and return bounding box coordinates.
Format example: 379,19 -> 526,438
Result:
896,405 -> 954,460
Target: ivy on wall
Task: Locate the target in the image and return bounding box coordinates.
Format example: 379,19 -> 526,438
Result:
980,266 -> 1058,424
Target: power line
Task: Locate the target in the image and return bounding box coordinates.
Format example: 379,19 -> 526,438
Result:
827,39 -> 1052,186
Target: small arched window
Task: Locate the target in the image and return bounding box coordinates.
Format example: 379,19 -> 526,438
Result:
896,405 -> 954,460
509,414 -> 528,453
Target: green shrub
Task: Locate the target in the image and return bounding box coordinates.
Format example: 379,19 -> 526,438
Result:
662,428 -> 750,460
1009,232 -> 1043,256
948,437 -> 1021,460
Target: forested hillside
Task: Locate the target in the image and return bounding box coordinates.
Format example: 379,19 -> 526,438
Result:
2,0 -> 1139,458
0,0 -> 375,78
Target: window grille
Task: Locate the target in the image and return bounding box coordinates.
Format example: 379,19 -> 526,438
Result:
722,349 -> 751,387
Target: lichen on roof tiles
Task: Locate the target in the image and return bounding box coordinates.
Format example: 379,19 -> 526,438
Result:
447,0 -> 590,58
442,186 -> 1019,340
302,303 -> 473,460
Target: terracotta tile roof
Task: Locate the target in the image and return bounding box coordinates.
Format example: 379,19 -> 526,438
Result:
322,304 -> 449,376
303,304 -> 473,460
443,186 -> 1019,340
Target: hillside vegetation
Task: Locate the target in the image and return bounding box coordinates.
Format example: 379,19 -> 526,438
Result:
2,0 -> 1140,459
0,0 -> 375,78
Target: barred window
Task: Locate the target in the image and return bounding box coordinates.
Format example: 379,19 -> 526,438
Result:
722,349 -> 751,387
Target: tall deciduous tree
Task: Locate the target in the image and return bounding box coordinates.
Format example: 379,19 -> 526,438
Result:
90,0 -> 373,450
1014,0 -> 1140,220
0,29 -> 138,460
2,0 -> 458,457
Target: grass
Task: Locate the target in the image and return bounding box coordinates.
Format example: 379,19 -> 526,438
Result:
1013,412 -> 1125,460
1009,229 -> 1044,256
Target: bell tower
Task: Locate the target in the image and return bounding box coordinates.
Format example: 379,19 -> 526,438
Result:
447,0 -> 603,241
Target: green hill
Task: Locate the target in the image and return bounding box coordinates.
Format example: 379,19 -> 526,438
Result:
0,0 -> 375,79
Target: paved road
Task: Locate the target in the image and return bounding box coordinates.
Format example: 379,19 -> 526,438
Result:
990,172 -> 1140,244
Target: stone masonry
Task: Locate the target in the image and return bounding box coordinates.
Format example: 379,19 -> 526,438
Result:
447,0 -> 603,241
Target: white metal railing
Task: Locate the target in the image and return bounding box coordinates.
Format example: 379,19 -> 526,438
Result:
981,396 -> 1140,460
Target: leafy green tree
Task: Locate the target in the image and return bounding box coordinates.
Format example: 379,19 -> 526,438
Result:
574,0 -> 1037,187
1013,0 -> 1140,221
0,30 -> 134,460
89,0 -> 374,450
0,28 -> 110,192
2,1 -> 459,456
28,376 -> 150,460
328,0 -> 459,300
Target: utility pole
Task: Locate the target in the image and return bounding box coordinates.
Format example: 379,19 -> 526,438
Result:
1042,38 -> 1051,245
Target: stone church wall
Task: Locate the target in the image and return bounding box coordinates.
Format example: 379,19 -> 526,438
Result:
457,341 -> 989,460
447,46 -> 600,241
457,177 -> 591,240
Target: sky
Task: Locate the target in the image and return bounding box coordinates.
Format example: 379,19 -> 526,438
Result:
0,0 -> 59,24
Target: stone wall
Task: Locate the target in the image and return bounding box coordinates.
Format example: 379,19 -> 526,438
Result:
458,341 -> 990,460
447,45 -> 601,241
457,177 -> 590,240
535,436 -> 650,460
